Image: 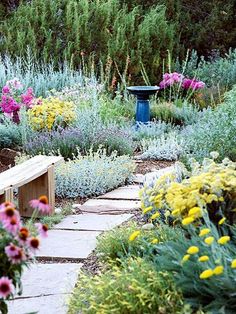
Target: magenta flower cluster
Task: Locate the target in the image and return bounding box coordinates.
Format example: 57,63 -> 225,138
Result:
0,197 -> 49,304
0,78 -> 39,123
159,72 -> 205,90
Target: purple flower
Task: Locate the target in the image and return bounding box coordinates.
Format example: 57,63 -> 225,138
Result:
159,72 -> 184,89
182,78 -> 205,90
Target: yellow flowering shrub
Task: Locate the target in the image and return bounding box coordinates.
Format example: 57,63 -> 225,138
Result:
28,97 -> 76,130
141,157 -> 236,226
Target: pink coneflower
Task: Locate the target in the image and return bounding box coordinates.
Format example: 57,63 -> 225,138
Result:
5,244 -> 26,264
18,227 -> 30,243
0,277 -> 13,298
29,195 -> 51,214
28,237 -> 40,252
5,243 -> 19,257
3,216 -> 21,234
35,223 -> 48,238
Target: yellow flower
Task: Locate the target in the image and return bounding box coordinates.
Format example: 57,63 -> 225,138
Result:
199,269 -> 214,279
199,228 -> 210,237
187,246 -> 199,255
143,206 -> 153,214
172,209 -> 180,216
182,217 -> 194,225
198,255 -> 209,262
218,236 -> 230,245
182,254 -> 190,262
218,217 -> 226,225
129,231 -> 140,242
213,265 -> 224,275
204,236 -> 214,245
151,238 -> 159,244
188,207 -> 201,217
231,259 -> 236,268
151,212 -> 160,220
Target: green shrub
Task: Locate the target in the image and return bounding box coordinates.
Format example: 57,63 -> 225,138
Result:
153,218 -> 236,312
55,149 -> 135,198
1,0 -> 175,85
68,258 -> 186,314
0,118 -> 22,149
182,86 -> 236,162
96,222 -> 185,264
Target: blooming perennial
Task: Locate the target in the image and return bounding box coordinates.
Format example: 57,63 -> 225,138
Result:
0,196 -> 49,312
0,78 -> 39,123
28,97 -> 76,130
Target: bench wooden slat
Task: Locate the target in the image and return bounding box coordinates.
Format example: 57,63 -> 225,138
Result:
0,155 -> 63,194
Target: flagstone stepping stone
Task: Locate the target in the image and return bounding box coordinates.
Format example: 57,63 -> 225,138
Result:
8,294 -> 69,314
53,213 -> 133,231
80,199 -> 141,214
98,185 -> 140,200
133,173 -> 144,184
13,263 -> 82,298
36,230 -> 100,260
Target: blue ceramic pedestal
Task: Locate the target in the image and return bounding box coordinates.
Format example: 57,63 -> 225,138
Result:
127,86 -> 159,124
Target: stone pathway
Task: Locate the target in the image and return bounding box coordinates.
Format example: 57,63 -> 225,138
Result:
8,166 -> 174,314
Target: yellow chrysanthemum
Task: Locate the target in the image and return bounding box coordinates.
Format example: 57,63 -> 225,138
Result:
218,236 -> 230,245
182,254 -> 190,262
182,217 -> 194,225
231,259 -> 236,268
198,255 -> 209,262
199,228 -> 210,237
187,246 -> 199,255
129,231 -> 140,242
199,269 -> 214,279
204,236 -> 214,245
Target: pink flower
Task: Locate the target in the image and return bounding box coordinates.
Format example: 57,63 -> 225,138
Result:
182,78 -> 205,90
2,216 -> 21,234
6,78 -> 23,90
5,244 -> 26,264
5,243 -> 19,257
159,72 -> 184,89
21,88 -> 35,108
0,95 -> 20,114
35,223 -> 48,238
28,237 -> 40,252
29,195 -> 51,214
0,277 -> 13,298
2,85 -> 11,94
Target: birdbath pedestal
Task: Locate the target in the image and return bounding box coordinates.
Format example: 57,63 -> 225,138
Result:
127,86 -> 159,124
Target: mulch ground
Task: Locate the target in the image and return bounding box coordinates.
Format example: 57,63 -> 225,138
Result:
134,159 -> 174,175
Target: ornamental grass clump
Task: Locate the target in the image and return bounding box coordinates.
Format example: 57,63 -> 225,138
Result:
55,149 -> 135,198
28,97 -> 76,130
140,155 -> 236,227
0,196 -> 50,314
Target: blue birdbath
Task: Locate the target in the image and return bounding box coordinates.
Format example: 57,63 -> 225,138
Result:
127,86 -> 159,124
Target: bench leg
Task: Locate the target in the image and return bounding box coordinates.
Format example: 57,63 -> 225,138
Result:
0,188 -> 14,204
18,165 -> 55,217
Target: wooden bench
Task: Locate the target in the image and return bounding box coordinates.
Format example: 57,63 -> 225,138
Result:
0,155 -> 63,217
